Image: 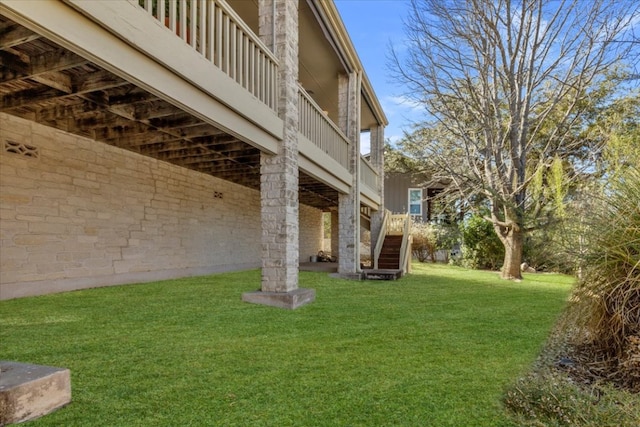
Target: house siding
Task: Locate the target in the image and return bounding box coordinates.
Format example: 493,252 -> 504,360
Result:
0,113 -> 274,299
384,173 -> 426,222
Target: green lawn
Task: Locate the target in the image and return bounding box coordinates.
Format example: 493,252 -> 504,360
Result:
0,263 -> 573,426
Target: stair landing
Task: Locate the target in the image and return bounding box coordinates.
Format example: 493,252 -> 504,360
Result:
362,269 -> 403,281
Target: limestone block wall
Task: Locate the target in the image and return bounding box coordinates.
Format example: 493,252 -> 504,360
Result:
299,203 -> 323,262
0,113 -> 265,299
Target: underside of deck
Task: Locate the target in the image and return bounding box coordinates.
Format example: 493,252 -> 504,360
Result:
0,14 -> 343,210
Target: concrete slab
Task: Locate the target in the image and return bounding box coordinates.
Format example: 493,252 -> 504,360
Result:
242,288 -> 316,309
0,361 -> 71,425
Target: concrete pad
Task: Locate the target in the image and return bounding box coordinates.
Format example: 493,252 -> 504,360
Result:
0,361 -> 71,425
242,288 -> 315,309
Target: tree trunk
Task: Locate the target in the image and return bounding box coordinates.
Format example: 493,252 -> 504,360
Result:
500,226 -> 524,280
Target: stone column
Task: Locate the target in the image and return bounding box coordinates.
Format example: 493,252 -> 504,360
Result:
243,0 -> 314,309
369,125 -> 385,263
337,72 -> 362,277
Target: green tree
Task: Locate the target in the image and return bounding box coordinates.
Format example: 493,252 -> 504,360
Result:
390,0 -> 639,279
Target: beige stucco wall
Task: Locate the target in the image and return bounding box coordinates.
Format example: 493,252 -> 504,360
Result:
0,114 -> 275,299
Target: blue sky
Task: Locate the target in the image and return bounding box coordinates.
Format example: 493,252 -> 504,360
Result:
334,0 -> 421,152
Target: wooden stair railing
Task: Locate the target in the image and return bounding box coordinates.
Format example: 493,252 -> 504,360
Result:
373,212 -> 411,273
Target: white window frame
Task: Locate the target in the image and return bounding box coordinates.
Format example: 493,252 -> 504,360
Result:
408,188 -> 423,216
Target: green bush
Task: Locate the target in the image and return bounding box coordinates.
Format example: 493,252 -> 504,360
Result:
457,214 -> 504,270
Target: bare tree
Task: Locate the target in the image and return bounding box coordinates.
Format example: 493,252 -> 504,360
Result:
390,0 -> 640,279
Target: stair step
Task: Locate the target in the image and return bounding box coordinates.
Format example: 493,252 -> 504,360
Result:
363,269 -> 402,280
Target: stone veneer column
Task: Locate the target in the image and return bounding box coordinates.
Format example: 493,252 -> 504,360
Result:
369,125 -> 385,263
337,72 -> 362,277
242,0 -> 314,309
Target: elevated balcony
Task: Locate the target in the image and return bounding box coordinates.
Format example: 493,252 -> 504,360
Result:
0,0 -> 382,212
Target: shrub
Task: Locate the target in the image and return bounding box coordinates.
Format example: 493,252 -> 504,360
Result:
457,214 -> 504,270
567,166 -> 640,391
411,221 -> 460,263
411,221 -> 437,262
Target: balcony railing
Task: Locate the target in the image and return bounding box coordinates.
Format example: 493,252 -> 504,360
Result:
298,85 -> 350,170
138,0 -> 278,110
360,157 -> 379,193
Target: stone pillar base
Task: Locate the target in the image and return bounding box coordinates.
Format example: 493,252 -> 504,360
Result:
242,288 -> 315,310
0,361 -> 71,425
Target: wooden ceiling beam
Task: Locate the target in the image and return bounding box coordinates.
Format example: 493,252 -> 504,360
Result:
131,100 -> 181,120
166,124 -> 226,139
1,72 -> 129,110
1,87 -> 66,109
33,101 -> 95,120
146,114 -> 203,129
102,131 -> 181,147
0,24 -> 40,49
31,71 -> 73,94
30,49 -> 88,74
137,137 -> 242,154
76,70 -> 127,93
0,49 -> 88,84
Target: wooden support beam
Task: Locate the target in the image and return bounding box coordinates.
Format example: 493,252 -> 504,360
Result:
102,132 -> 181,147
131,100 -> 181,119
76,70 -> 127,93
30,49 -> 88,74
35,100 -> 98,122
0,49 -> 87,84
0,23 -> 40,49
1,87 -> 65,109
31,71 -> 72,94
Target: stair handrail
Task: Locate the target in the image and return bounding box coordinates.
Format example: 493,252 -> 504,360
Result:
398,213 -> 411,274
373,209 -> 390,269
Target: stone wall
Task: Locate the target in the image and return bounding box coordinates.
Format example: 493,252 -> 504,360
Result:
0,113 -> 273,299
299,203 -> 323,262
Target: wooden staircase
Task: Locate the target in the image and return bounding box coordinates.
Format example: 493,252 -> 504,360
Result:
362,235 -> 403,280
365,212 -> 411,281
378,235 -> 403,269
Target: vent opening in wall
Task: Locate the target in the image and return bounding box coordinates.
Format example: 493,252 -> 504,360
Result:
3,140 -> 40,159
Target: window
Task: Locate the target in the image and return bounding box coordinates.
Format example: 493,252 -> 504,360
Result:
408,188 -> 422,216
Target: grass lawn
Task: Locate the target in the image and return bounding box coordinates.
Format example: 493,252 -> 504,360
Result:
0,263 -> 573,426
